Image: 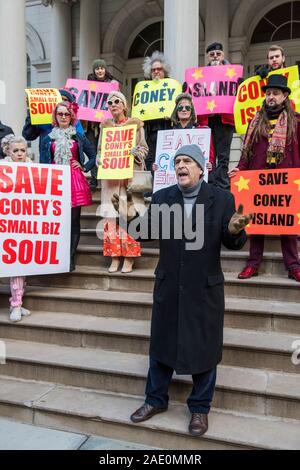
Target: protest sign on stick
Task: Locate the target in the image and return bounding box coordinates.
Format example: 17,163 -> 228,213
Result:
231,168 -> 300,235
153,128 -> 211,193
97,125 -> 137,180
25,88 -> 62,125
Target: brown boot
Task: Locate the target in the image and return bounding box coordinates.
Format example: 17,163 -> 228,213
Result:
188,413 -> 208,437
122,257 -> 134,273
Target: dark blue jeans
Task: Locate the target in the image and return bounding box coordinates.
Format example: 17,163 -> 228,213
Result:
145,357 -> 217,414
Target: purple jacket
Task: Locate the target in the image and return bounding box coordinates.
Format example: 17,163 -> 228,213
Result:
238,114 -> 300,170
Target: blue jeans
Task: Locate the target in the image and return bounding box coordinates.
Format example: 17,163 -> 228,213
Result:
145,357 -> 217,414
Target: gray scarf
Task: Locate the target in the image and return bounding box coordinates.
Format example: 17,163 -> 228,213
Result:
49,126 -> 77,165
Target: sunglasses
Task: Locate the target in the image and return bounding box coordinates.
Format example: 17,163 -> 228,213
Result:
57,112 -> 71,117
177,105 -> 192,111
107,99 -> 121,106
151,67 -> 163,73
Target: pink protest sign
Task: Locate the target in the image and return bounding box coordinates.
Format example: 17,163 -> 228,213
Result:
185,65 -> 243,116
65,79 -> 119,122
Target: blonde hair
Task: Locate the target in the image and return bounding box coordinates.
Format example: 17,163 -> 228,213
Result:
1,134 -> 27,156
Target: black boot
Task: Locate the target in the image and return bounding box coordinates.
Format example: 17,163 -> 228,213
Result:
70,232 -> 80,272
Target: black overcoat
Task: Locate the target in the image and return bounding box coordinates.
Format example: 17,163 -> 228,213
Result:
135,182 -> 247,374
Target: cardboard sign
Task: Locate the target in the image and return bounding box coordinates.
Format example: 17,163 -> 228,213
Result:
153,128 -> 211,193
66,79 -> 119,122
231,168 -> 300,235
25,88 -> 62,125
234,66 -> 300,135
185,65 -> 244,116
97,125 -> 137,180
0,162 -> 71,277
131,79 -> 182,121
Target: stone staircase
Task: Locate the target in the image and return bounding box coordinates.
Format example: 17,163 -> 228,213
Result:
0,188 -> 300,450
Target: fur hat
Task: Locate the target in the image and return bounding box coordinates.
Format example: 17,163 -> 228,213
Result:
142,51 -> 171,79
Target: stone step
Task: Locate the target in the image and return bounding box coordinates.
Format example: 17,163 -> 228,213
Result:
0,336 -> 299,420
0,376 -> 299,450
0,316 -> 299,376
79,225 -> 300,252
74,245 -> 290,275
0,287 -> 299,334
10,266 -> 300,301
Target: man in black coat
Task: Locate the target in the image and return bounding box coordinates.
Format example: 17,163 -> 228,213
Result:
0,121 -> 14,158
113,144 -> 252,437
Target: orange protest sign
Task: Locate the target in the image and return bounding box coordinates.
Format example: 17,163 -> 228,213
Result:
97,125 -> 136,180
231,169 -> 300,235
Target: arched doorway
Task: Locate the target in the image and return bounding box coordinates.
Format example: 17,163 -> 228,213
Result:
247,1 -> 300,75
124,21 -> 163,99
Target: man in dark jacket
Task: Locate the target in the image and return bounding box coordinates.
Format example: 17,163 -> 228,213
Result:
0,121 -> 14,158
255,45 -> 286,79
198,42 -> 235,191
113,144 -> 251,436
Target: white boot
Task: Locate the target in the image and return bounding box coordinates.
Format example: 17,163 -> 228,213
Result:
21,307 -> 31,317
108,257 -> 120,273
10,307 -> 22,322
122,258 -> 134,273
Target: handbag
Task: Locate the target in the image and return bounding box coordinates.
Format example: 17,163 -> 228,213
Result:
127,159 -> 153,193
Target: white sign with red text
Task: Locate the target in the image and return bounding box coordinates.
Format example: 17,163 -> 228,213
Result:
0,162 -> 71,277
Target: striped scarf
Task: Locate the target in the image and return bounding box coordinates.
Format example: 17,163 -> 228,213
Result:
242,104 -> 287,166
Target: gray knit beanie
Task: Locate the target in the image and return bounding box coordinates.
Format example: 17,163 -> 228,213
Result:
93,59 -> 107,71
174,144 -> 205,170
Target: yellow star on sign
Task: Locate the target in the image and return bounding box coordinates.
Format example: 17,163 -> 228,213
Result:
234,176 -> 251,192
192,68 -> 204,80
206,100 -> 217,112
225,67 -> 237,79
297,214 -> 300,225
94,111 -> 104,120
89,83 -> 97,91
294,178 -> 300,190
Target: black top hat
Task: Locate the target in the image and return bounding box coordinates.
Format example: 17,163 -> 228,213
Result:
261,74 -> 291,94
206,42 -> 223,54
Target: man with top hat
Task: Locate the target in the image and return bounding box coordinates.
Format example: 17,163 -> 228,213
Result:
112,144 -> 251,436
198,42 -> 235,191
229,74 -> 300,282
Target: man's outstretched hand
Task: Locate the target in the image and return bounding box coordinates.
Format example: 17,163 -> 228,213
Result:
228,204 -> 254,234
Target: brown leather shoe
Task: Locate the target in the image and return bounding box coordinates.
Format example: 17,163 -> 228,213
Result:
189,413 -> 208,437
130,403 -> 167,423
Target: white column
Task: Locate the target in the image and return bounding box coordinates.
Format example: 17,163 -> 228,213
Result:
79,0 -> 100,79
205,0 -> 229,59
49,0 -> 73,87
164,0 -> 199,82
0,0 -> 27,134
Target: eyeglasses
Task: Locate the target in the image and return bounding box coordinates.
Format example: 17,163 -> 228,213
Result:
177,105 -> 192,112
208,51 -> 222,57
107,99 -> 121,106
57,112 -> 71,117
151,67 -> 163,73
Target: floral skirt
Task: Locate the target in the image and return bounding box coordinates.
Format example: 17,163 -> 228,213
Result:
103,220 -> 141,257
